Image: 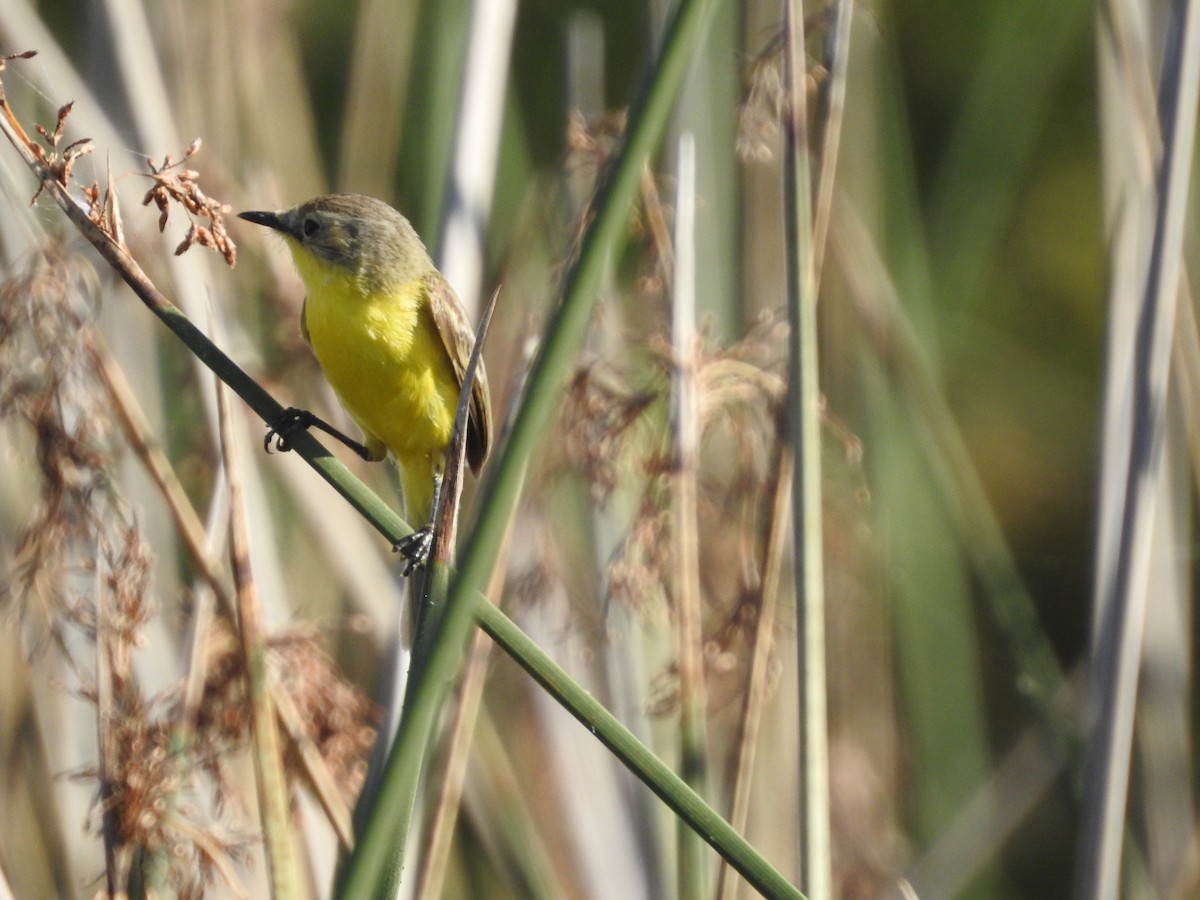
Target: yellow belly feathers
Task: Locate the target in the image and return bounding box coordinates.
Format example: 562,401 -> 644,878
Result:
295,254 -> 458,519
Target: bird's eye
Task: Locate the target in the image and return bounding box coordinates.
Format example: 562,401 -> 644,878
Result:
303,217 -> 321,237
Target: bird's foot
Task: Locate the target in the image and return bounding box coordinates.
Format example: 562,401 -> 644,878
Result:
264,407 -> 317,453
393,526 -> 434,576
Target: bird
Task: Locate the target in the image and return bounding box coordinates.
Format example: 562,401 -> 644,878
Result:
239,194 -> 492,567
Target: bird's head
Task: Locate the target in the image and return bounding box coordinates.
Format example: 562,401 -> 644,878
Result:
239,194 -> 431,293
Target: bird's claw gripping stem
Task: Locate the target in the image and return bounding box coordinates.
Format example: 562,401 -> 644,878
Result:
393,527 -> 434,576
265,407 -> 317,453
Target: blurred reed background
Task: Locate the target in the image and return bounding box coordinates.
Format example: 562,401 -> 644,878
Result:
0,0 -> 1195,897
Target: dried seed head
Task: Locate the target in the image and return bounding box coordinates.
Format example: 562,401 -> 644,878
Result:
140,141 -> 237,265
0,50 -> 38,73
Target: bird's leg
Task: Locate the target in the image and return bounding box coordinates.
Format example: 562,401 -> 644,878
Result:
264,407 -> 371,459
393,469 -> 444,575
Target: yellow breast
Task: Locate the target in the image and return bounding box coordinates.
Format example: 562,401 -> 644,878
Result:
292,251 -> 460,472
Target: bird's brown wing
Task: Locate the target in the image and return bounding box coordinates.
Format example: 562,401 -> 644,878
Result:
425,271 -> 493,473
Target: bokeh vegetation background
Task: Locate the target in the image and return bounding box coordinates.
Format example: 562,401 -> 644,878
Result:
0,0 -> 1192,897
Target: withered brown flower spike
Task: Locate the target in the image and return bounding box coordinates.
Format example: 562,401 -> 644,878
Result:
24,100 -> 94,204
142,139 -> 237,266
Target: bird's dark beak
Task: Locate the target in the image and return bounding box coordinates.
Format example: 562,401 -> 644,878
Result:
238,209 -> 296,238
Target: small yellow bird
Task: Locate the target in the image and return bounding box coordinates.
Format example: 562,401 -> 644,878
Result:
239,194 -> 491,563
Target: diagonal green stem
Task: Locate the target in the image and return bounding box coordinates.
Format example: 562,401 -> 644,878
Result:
475,601 -> 804,900
335,0 -> 738,894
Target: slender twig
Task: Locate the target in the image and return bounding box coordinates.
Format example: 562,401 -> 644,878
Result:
783,1 -> 831,897
717,447 -> 794,900
811,0 -> 854,289
641,163 -> 676,276
179,554 -> 220,743
413,498 -> 517,900
87,334 -> 229,603
270,672 -> 356,850
1076,2 -> 1200,897
218,375 -> 300,897
413,628 -> 494,900
411,283 -> 501,666
671,131 -> 709,900
93,549 -> 122,897
1171,281 -> 1200,486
